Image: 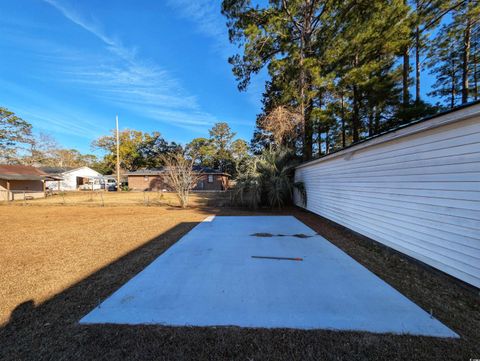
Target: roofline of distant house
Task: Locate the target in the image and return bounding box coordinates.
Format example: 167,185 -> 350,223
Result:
56,166 -> 99,175
125,170 -> 230,177
0,174 -> 62,181
296,100 -> 480,170
37,167 -> 73,174
0,164 -> 62,181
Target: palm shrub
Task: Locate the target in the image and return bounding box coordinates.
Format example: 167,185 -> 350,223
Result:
231,157 -> 262,209
231,147 -> 306,209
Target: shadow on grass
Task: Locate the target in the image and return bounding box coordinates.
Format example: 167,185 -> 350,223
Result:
0,209 -> 478,361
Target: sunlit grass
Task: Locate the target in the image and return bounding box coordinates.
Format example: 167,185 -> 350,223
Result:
2,191 -> 229,208
0,205 -> 210,324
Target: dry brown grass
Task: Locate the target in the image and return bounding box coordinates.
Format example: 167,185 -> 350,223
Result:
0,205 -> 210,325
0,204 -> 478,360
11,191 -> 228,207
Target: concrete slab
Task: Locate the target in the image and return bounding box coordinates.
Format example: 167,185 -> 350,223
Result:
80,216 -> 458,337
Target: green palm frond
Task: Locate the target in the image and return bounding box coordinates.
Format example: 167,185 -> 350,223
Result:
231,146 -> 303,209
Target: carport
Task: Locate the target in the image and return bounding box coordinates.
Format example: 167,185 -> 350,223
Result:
0,164 -> 61,201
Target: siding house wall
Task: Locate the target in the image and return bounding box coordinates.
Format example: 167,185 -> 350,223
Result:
196,174 -> 229,191
0,179 -> 44,200
128,174 -> 228,192
294,104 -> 480,288
128,175 -> 171,191
45,167 -> 102,191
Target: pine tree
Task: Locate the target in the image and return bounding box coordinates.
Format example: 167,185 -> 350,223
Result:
222,0 -> 346,160
427,22 -> 463,108
412,0 -> 450,103
471,21 -> 480,99
223,0 -> 474,161
429,0 -> 480,105
326,0 -> 411,141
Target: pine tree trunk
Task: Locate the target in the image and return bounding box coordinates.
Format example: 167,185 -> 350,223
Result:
451,79 -> 456,109
462,11 -> 471,104
300,1 -> 315,161
352,85 -> 360,143
451,56 -> 456,109
325,126 -> 330,154
403,47 -> 410,106
374,107 -> 380,134
299,38 -> 313,160
368,108 -> 374,137
415,25 -> 421,103
304,97 -> 313,160
317,129 -> 322,156
341,93 -> 346,148
317,93 -> 323,157
300,53 -> 308,159
352,54 -> 360,143
402,0 -> 410,108
474,50 -> 478,100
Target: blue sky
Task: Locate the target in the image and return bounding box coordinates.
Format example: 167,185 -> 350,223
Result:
0,0 -> 266,154
1,1 -> 443,156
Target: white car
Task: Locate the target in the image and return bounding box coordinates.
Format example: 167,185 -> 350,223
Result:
105,178 -> 118,191
78,178 -> 103,191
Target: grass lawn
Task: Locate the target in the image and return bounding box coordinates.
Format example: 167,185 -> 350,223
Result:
0,198 -> 478,360
24,190 -> 228,207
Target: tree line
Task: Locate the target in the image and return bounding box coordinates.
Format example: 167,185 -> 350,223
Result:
1,106 -> 250,176
0,107 -> 99,169
222,0 -> 480,160
93,122 -> 250,176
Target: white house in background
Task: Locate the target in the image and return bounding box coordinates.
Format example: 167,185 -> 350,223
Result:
40,166 -> 104,191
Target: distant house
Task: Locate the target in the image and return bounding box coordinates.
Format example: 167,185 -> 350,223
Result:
0,164 -> 61,201
40,166 -> 104,191
126,167 -> 230,192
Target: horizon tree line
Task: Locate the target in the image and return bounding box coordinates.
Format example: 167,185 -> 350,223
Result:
0,107 -> 251,177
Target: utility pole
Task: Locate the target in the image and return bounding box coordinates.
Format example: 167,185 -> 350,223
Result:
116,115 -> 120,191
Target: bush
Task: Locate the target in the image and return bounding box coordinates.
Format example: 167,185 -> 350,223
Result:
231,147 -> 306,209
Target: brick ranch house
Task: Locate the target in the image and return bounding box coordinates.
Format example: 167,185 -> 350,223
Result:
125,167 -> 230,192
0,164 -> 62,201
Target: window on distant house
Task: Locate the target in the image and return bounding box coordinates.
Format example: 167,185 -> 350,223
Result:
207,175 -> 214,183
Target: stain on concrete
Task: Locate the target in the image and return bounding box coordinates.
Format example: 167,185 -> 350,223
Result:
251,233 -> 313,238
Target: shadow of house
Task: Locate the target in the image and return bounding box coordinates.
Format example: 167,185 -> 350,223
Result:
0,209 -> 478,361
126,167 -> 230,192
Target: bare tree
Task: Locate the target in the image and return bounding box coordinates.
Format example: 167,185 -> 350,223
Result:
260,106 -> 303,147
162,153 -> 201,208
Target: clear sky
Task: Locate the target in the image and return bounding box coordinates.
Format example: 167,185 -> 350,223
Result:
1,1 -> 442,156
0,0 -> 266,154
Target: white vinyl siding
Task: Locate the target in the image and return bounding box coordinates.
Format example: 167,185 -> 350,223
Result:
294,105 -> 480,288
45,166 -> 102,191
